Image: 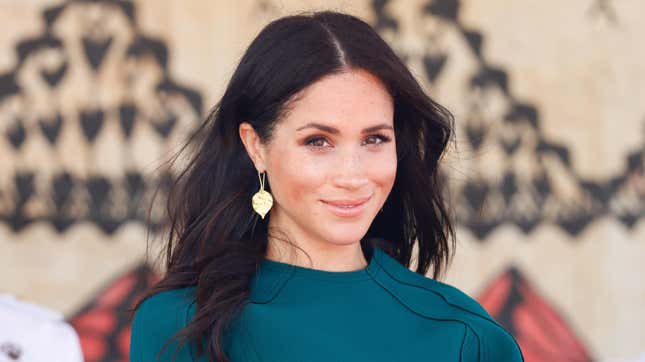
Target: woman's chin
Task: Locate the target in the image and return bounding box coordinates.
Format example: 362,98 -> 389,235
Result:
319,225 -> 370,246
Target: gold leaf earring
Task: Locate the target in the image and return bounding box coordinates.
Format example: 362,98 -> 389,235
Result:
251,170 -> 273,219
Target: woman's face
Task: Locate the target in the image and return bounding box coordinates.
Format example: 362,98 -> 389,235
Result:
248,68 -> 397,251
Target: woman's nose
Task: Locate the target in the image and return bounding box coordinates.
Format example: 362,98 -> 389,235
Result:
333,147 -> 368,189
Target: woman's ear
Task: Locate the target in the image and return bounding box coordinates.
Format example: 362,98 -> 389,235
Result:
238,122 -> 267,171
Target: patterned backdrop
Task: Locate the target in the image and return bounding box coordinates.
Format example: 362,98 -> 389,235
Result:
0,0 -> 643,361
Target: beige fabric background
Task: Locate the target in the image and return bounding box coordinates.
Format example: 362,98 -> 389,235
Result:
0,0 -> 643,361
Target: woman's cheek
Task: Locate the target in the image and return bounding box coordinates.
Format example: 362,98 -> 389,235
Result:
368,150 -> 397,182
279,154 -> 326,200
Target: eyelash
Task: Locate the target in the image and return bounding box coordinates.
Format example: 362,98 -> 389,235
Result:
304,134 -> 392,148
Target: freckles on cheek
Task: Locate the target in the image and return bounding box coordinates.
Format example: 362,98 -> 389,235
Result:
286,162 -> 321,191
368,153 -> 397,186
271,150 -> 325,204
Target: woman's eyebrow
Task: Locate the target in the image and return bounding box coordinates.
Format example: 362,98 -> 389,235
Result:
296,122 -> 393,134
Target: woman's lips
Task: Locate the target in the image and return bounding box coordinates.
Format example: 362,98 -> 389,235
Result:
321,197 -> 370,217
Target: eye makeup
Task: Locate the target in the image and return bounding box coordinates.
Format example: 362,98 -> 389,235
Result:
303,133 -> 392,149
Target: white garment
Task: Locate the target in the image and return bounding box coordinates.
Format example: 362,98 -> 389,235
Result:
604,353 -> 645,362
0,294 -> 82,362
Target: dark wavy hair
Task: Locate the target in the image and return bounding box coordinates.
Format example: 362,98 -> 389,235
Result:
132,10 -> 456,362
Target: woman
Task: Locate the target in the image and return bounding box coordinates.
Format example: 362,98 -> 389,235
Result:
130,10 -> 524,362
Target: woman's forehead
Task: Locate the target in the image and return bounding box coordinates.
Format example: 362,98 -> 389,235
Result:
279,69 -> 394,129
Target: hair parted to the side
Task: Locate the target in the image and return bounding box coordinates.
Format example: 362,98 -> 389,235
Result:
131,10 -> 456,362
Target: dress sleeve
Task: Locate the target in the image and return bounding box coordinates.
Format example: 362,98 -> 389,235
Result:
484,326 -> 524,362
461,323 -> 524,362
129,293 -> 196,362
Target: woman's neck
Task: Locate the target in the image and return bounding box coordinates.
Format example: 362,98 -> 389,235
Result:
264,234 -> 368,272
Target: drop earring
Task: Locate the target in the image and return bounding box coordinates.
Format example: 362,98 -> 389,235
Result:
251,170 -> 273,219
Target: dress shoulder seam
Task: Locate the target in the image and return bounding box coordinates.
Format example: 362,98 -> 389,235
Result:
372,252 -> 523,361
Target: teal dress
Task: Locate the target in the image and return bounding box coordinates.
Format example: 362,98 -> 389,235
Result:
130,243 -> 524,361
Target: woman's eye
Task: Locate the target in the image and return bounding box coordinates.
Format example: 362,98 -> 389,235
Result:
363,134 -> 391,145
305,136 -> 331,148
